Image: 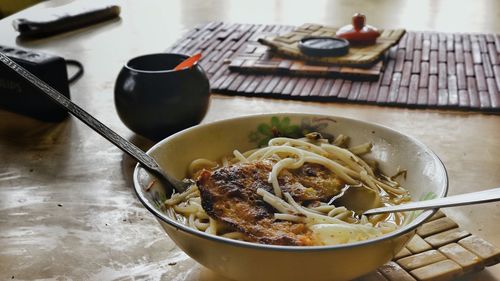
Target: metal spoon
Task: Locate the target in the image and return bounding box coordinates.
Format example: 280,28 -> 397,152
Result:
363,187 -> 500,215
0,52 -> 191,193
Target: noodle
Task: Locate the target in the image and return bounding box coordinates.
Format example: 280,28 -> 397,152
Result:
163,135 -> 412,246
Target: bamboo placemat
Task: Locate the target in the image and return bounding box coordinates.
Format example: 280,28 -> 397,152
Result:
356,210 -> 500,281
166,21 -> 500,112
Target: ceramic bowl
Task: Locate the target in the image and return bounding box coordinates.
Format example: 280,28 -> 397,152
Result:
133,113 -> 448,281
114,53 -> 210,141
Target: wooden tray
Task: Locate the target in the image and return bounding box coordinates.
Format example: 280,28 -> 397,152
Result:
228,40 -> 384,80
258,23 -> 405,67
166,22 -> 500,112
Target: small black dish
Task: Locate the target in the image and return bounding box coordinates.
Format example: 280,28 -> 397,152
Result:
114,53 -> 210,141
298,37 -> 350,57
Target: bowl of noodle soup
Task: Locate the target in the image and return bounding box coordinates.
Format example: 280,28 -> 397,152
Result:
133,113 -> 448,281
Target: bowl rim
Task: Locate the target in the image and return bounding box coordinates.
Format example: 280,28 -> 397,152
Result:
124,53 -> 197,74
132,112 -> 449,252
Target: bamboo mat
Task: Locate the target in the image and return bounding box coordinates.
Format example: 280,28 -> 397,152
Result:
356,210 -> 500,281
166,21 -> 500,112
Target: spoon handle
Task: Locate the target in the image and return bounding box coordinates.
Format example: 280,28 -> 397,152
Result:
364,187 -> 500,215
0,52 -> 164,176
173,53 -> 202,71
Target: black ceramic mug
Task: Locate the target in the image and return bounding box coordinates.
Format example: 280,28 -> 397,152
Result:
114,53 -> 210,141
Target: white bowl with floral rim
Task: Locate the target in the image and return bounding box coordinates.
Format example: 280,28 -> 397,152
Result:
133,113 -> 448,281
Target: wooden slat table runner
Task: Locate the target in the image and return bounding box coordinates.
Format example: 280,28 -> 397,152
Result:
356,210 -> 500,281
166,21 -> 500,112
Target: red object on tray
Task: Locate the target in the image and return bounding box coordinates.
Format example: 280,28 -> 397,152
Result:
336,13 -> 381,45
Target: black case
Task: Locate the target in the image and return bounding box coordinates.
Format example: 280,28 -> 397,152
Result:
13,5 -> 121,39
0,45 -> 70,122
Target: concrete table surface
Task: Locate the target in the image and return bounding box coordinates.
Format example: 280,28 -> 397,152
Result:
0,0 -> 499,280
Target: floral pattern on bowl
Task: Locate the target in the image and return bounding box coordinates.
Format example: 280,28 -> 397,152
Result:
248,116 -> 337,146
